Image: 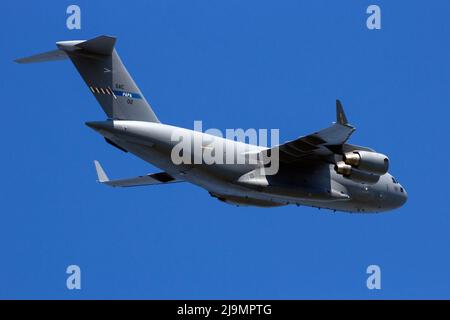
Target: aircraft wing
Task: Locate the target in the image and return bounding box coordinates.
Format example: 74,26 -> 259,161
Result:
94,160 -> 183,187
264,100 -> 359,164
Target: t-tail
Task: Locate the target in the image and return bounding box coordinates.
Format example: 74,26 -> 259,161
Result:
15,35 -> 159,123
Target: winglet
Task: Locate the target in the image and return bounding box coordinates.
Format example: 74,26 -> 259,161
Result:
94,160 -> 109,183
336,99 -> 349,125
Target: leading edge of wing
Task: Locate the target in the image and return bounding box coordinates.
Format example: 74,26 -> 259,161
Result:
263,100 -> 356,163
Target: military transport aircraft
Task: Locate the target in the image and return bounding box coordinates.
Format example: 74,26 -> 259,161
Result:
16,35 -> 407,212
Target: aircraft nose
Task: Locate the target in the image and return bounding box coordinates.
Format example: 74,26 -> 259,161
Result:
392,184 -> 407,209
399,185 -> 408,206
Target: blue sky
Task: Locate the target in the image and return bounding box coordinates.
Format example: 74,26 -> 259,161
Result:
1,0 -> 449,299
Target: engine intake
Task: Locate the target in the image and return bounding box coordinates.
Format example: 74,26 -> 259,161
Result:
343,151 -> 389,175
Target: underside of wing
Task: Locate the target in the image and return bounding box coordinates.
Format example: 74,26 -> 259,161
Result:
94,160 -> 183,187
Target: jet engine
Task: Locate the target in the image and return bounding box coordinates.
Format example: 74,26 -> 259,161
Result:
342,151 -> 389,175
334,161 -> 380,184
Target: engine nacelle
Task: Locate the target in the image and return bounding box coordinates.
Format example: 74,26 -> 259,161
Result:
335,161 -> 380,184
335,161 -> 352,176
343,151 -> 389,175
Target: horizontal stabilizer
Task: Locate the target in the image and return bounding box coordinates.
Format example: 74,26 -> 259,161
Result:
15,36 -> 116,64
93,160 -> 183,188
73,35 -> 116,55
14,49 -> 68,64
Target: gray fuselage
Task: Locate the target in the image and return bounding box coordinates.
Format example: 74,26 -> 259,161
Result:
86,120 -> 407,213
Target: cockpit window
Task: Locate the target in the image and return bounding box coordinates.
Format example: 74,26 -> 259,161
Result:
392,177 -> 398,184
